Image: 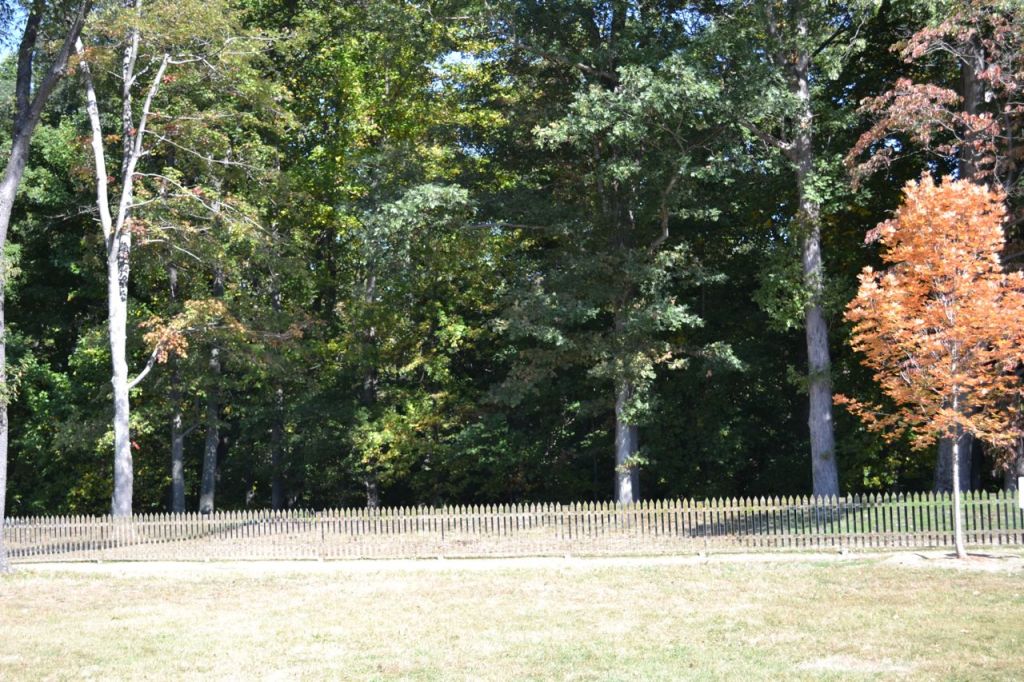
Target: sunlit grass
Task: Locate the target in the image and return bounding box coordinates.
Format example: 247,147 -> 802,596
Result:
2,556 -> 1022,680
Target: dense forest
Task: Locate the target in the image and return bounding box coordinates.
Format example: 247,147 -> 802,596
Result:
1,0 -> 1023,521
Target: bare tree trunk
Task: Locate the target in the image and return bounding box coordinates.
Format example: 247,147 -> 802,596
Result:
269,279 -> 286,510
360,273 -> 381,509
0,130 -> 22,569
107,8 -> 144,517
169,370 -> 186,513
958,38 -> 986,181
198,269 -> 224,514
0,0 -> 91,571
198,348 -> 220,514
270,387 -> 285,510
108,233 -> 134,516
614,378 -> 640,504
166,264 -> 185,512
83,6 -> 167,517
78,3 -> 169,516
792,55 -> 839,497
0,290 -> 8,573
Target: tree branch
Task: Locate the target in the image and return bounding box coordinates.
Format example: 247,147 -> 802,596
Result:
23,1 -> 92,135
744,120 -> 793,157
514,40 -> 618,86
465,221 -> 548,231
127,345 -> 160,390
13,1 -> 43,133
650,173 -> 680,254
114,54 -> 170,241
76,38 -> 115,244
812,22 -> 851,59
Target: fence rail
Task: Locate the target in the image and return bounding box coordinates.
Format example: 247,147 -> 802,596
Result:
4,490 -> 1023,562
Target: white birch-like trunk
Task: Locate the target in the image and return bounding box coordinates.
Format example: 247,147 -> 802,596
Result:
78,24 -> 169,515
109,238 -> 133,516
109,1 -> 146,517
934,435 -> 972,493
614,379 -> 640,504
951,431 -> 967,559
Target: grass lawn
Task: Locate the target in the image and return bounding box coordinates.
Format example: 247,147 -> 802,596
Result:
1,555 -> 1022,680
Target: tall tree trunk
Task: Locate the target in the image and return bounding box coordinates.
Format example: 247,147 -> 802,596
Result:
0,16 -> 38,562
169,369 -> 186,513
198,269 -> 224,514
270,387 -> 286,510
167,265 -> 185,512
198,163 -> 227,514
0,289 -> 8,573
0,112 -> 26,569
0,0 -> 91,570
198,348 -> 220,514
614,378 -> 640,504
77,4 -> 168,516
361,273 -> 381,509
108,10 -> 143,517
792,55 -> 839,497
361,361 -> 379,509
958,39 -> 986,181
269,276 -> 286,510
108,234 -> 133,516
0,161 -> 19,574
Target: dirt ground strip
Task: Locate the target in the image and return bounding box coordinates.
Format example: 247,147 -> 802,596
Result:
13,548 -> 1024,578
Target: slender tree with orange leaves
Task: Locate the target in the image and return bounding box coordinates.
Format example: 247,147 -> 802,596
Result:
839,176 -> 1024,558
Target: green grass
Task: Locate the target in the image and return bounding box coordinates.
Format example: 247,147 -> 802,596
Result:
2,557 -> 1023,680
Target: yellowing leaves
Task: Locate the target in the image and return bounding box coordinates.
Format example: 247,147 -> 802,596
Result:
139,298 -> 244,363
842,176 -> 1024,457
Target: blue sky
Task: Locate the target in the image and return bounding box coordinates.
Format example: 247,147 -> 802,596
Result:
1,5 -> 26,60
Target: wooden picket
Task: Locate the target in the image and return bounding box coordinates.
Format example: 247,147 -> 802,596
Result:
3,490 -> 1023,562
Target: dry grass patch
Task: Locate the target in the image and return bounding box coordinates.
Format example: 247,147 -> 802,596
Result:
2,555 -> 1022,680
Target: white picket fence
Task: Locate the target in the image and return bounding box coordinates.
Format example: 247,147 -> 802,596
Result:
4,490 -> 1023,562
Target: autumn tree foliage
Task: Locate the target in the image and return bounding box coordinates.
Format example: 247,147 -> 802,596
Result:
845,0 -> 1024,492
848,1 -> 1024,201
840,176 -> 1024,557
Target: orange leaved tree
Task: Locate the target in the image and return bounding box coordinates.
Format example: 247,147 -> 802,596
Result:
840,176 -> 1024,558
